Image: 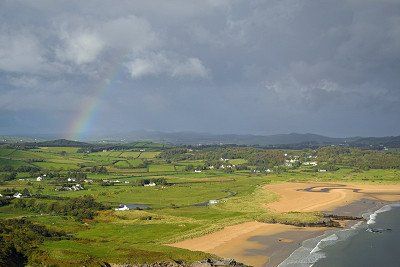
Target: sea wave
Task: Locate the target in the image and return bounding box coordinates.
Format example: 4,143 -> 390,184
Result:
278,227 -> 360,267
366,203 -> 400,225
278,203 -> 400,267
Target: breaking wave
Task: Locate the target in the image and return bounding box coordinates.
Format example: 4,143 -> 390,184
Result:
278,204 -> 400,267
366,203 -> 400,225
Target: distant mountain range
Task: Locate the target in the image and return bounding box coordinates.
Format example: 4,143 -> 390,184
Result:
2,131 -> 400,148
100,131 -> 400,148
103,131 -> 345,145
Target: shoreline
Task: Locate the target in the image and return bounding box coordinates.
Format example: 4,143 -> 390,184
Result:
280,201 -> 400,267
169,182 -> 400,267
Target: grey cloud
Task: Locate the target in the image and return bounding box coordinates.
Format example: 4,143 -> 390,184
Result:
0,0 -> 399,137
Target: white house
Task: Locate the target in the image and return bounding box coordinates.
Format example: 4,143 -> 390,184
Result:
67,178 -> 76,182
13,192 -> 22,198
194,170 -> 202,173
124,181 -> 130,184
208,200 -> 219,205
144,182 -> 156,187
115,204 -> 130,211
71,184 -> 84,191
318,169 -> 327,172
266,169 -> 272,173
36,176 -> 43,181
303,161 -> 317,166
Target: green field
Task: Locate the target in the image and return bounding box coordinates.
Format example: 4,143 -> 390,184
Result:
0,144 -> 399,266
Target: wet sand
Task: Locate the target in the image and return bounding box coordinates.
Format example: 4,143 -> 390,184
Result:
170,182 -> 400,267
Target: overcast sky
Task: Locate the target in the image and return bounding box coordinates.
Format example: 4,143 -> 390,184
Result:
1,0 -> 399,138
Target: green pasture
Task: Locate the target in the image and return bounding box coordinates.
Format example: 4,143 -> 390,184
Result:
1,145 -> 400,265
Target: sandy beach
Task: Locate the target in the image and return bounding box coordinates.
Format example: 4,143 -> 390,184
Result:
264,182 -> 400,212
170,182 -> 400,267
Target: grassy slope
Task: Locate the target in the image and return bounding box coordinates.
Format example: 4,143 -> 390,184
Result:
0,147 -> 399,265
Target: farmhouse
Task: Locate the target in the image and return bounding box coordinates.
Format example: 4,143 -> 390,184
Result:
144,182 -> 156,187
208,200 -> 219,205
303,161 -> 318,166
194,170 -> 202,173
13,192 -> 23,198
318,169 -> 327,172
72,184 -> 84,191
36,176 -> 43,181
67,178 -> 76,182
115,204 -> 130,211
57,184 -> 84,191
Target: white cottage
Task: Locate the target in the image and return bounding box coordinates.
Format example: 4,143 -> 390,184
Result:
115,205 -> 130,211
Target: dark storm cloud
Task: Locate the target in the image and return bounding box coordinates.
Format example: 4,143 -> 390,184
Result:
0,0 -> 399,137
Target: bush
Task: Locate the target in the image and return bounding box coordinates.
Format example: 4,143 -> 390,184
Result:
0,218 -> 66,266
13,196 -> 107,221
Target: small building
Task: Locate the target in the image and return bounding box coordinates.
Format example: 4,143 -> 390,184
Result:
144,182 -> 156,187
194,170 -> 202,173
124,181 -> 130,184
13,192 -> 22,198
208,200 -> 219,205
303,161 -> 318,166
115,204 -> 130,211
318,169 -> 327,172
36,176 -> 43,181
71,184 -> 84,191
67,178 -> 76,182
265,169 -> 272,173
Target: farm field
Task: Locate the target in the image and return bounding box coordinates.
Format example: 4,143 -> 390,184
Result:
1,142 -> 400,266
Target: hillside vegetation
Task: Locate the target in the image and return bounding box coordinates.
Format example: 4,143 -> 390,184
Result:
0,142 -> 399,265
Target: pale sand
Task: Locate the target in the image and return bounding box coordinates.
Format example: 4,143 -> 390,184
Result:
170,182 -> 400,267
171,222 -> 325,267
265,182 -> 400,212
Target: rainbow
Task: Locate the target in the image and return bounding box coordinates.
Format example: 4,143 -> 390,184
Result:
65,53 -> 126,140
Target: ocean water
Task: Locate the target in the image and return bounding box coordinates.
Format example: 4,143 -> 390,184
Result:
278,204 -> 400,267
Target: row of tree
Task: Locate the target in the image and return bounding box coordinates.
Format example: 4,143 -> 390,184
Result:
13,195 -> 107,221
